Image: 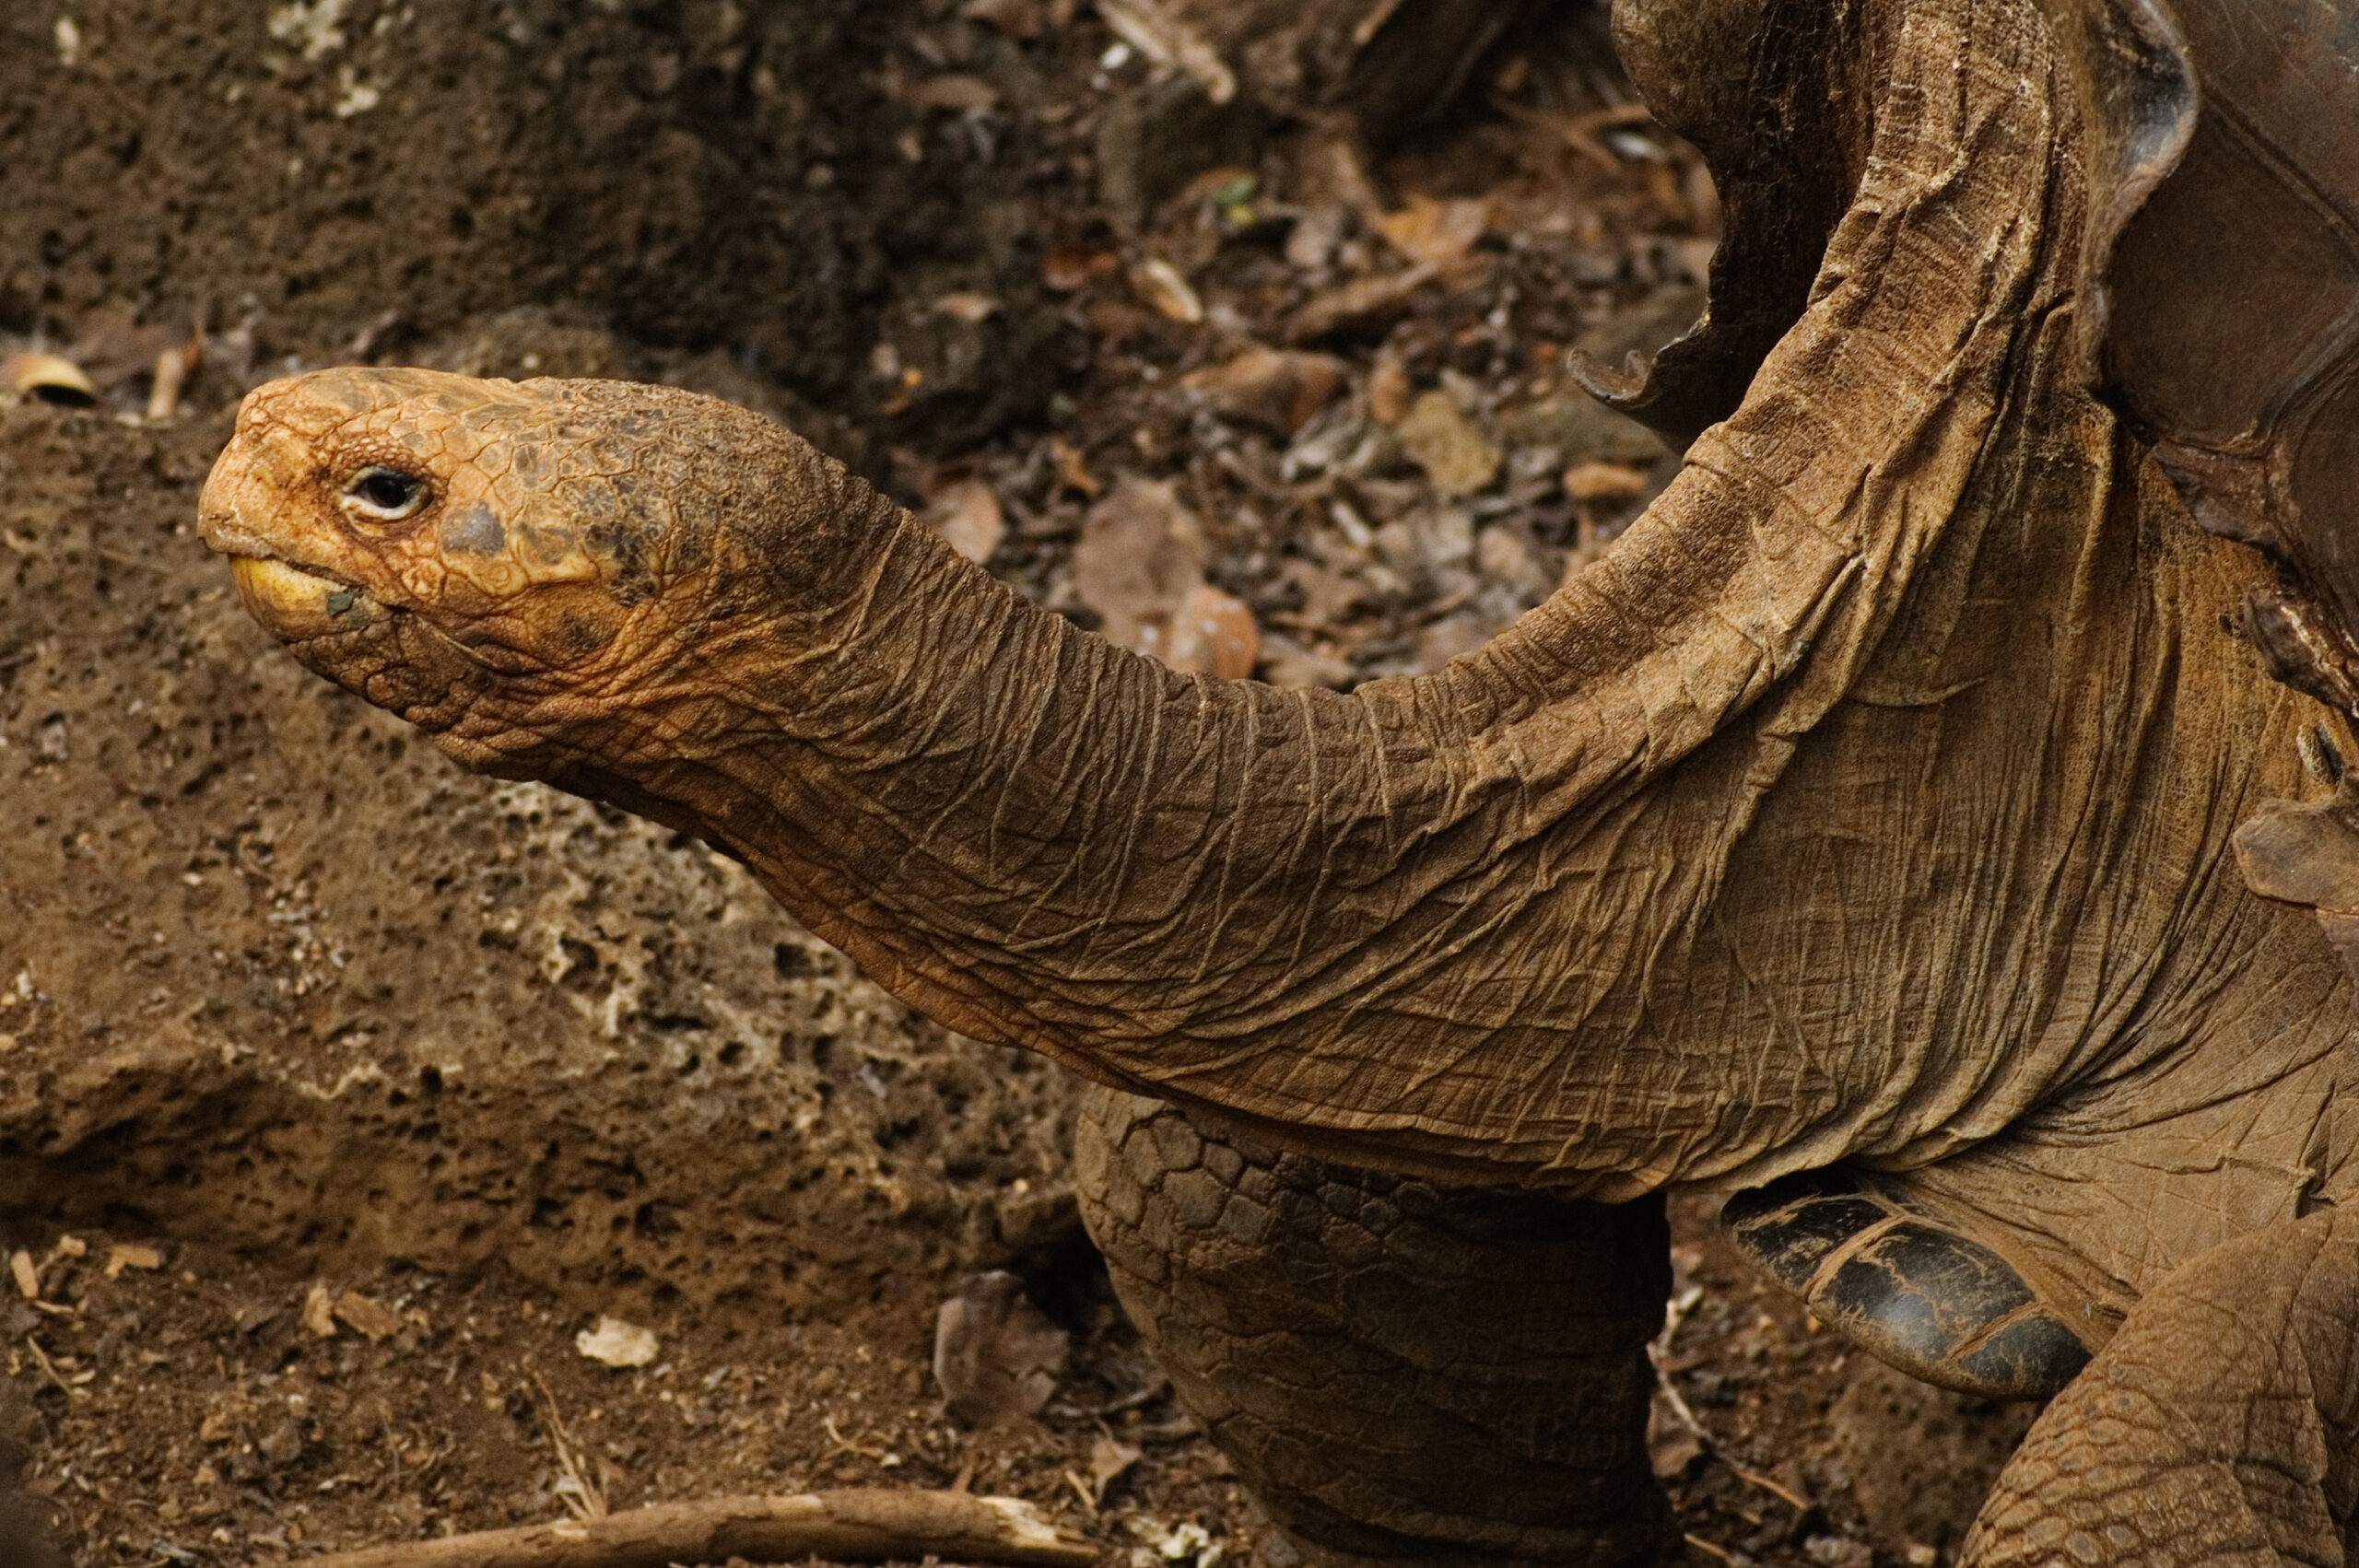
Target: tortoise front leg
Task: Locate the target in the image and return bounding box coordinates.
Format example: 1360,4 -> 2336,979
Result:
1074,1084 -> 1674,1568
1962,1210 -> 2359,1567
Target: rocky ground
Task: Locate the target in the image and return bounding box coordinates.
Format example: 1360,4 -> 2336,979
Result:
0,2 -> 2038,1563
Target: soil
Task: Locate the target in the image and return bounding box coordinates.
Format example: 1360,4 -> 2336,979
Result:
0,2 -> 2039,1565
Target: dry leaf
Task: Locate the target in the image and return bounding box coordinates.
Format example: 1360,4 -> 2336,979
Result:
7,1251 -> 36,1301
1089,1435 -> 1143,1501
1164,584 -> 1259,679
933,1270 -> 1070,1428
1048,436 -> 1100,497
1645,1391 -> 1705,1478
1475,526 -> 1548,593
1042,248 -> 1116,292
333,1290 -> 405,1342
923,478 -> 1007,564
908,74 -> 1000,111
1181,346 -> 1344,436
1094,0 -> 1235,103
961,0 -> 1042,37
1282,558 -> 1365,626
1131,257 -> 1203,324
1563,461 -> 1652,502
1416,613 -> 1492,672
1284,263 -> 1437,344
1257,632 -> 1356,690
1367,349 -> 1412,424
302,1281 -> 338,1338
576,1315 -> 660,1369
933,292 -> 1002,323
1397,392 -> 1501,497
1375,195 -> 1491,269
1073,479 -> 1206,652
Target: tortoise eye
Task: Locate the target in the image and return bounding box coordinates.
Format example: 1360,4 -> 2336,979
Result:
344,465 -> 428,522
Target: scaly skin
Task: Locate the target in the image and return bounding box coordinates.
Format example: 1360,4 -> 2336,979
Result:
1075,1085 -> 1671,1568
1963,1211 -> 2359,1568
195,0 -> 2359,1559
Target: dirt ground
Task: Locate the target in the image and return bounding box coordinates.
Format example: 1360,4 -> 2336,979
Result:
0,2 -> 2038,1564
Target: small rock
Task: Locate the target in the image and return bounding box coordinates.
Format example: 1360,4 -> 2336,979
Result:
575,1315 -> 660,1369
255,1419 -> 305,1469
300,1281 -> 337,1339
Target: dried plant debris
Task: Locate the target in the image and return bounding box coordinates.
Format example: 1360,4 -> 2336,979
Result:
1,355 -> 97,408
934,1272 -> 1072,1429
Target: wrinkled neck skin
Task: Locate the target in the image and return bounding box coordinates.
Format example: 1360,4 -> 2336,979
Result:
483,0 -> 2345,1204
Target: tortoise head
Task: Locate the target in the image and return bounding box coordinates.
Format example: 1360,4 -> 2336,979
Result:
199,367 -> 762,774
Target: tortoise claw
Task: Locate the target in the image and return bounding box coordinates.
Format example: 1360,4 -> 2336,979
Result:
1721,1169 -> 2094,1401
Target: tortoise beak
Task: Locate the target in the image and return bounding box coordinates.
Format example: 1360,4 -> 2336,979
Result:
229,555 -> 380,641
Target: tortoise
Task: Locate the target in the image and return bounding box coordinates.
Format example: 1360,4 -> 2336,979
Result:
194,0 -> 2359,1561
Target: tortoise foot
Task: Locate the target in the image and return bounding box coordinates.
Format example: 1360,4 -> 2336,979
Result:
1721,1168 -> 2094,1400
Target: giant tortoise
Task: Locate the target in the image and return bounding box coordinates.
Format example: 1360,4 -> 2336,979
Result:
194,0 -> 2359,1561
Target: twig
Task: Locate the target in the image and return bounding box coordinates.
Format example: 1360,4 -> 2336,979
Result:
19,1339 -> 81,1402
528,1370 -> 606,1521
1048,1376 -> 1171,1420
821,1412 -> 898,1463
1649,1288 -> 1813,1515
1715,1454 -> 1812,1515
274,1488 -> 1099,1568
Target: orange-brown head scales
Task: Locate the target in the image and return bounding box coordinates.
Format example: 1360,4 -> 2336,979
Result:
199,367 -> 829,776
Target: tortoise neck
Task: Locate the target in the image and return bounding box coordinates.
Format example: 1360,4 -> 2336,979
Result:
547,471 -> 1457,1089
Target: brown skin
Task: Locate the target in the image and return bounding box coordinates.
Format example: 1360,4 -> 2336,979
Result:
200,0 -> 2359,1559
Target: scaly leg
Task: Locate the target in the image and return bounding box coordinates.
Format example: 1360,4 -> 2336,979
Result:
1963,1209 -> 2359,1567
1075,1084 -> 1673,1568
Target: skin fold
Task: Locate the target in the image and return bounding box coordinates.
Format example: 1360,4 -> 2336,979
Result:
196,0 -> 2359,1560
